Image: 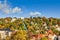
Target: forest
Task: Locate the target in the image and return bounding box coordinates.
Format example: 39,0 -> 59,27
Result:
0,17 -> 60,40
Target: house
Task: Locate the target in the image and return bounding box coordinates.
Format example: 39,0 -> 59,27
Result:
56,27 -> 60,31
11,18 -> 16,22
0,28 -> 13,39
20,17 -> 24,20
31,21 -> 34,25
30,35 -> 38,40
43,23 -> 47,26
38,34 -> 45,38
5,19 -> 9,23
47,30 -> 53,34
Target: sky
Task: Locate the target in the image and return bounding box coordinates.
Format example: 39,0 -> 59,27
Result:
0,0 -> 60,18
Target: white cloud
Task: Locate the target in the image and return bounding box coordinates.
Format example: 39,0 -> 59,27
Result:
0,0 -> 22,14
4,9 -> 10,14
3,8 -> 11,14
30,12 -> 41,16
12,7 -> 22,13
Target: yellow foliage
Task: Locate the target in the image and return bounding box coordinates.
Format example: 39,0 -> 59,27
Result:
12,30 -> 27,40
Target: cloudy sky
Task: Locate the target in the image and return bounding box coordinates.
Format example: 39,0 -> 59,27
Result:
0,0 -> 60,18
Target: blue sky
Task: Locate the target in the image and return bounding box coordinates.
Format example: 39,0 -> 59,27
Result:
0,0 -> 60,18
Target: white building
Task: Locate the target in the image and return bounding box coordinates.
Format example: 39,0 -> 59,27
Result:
0,28 -> 13,39
43,23 -> 47,26
20,17 -> 24,20
11,18 -> 16,22
56,27 -> 60,31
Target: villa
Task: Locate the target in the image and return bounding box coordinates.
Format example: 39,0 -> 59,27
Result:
0,28 -> 13,39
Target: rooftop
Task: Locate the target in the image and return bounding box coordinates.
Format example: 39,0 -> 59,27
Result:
0,28 -> 12,32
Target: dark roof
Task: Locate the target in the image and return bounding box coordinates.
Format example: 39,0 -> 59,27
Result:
0,28 -> 12,32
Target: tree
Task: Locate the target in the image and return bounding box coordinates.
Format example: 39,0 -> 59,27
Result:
5,35 -> 10,40
42,17 -> 47,22
11,30 -> 27,40
0,34 -> 1,40
41,37 -> 48,40
52,18 -> 57,25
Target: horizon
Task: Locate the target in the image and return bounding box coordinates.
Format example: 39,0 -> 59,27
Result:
0,0 -> 60,18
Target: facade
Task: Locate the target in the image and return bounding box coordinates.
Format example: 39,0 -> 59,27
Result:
56,27 -> 60,31
0,28 -> 12,39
